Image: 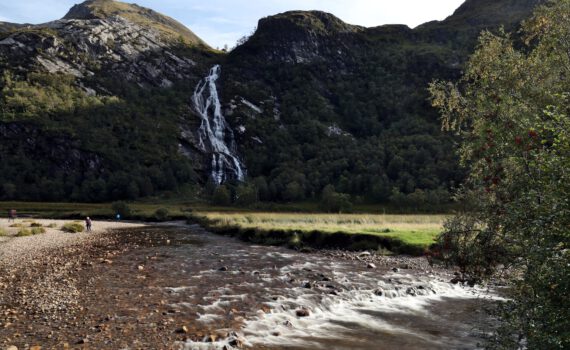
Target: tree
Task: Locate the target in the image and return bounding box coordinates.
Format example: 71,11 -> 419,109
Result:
429,1 -> 569,348
283,181 -> 304,202
320,185 -> 353,213
212,185 -> 231,206
235,184 -> 258,207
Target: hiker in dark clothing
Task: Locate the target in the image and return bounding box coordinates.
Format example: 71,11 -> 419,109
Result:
8,209 -> 16,223
85,217 -> 92,232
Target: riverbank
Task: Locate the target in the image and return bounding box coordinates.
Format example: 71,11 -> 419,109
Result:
188,212 -> 444,256
0,219 -> 146,349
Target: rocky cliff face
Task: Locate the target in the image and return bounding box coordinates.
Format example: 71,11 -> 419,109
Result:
0,0 -> 212,88
0,0 -> 546,202
242,11 -> 363,64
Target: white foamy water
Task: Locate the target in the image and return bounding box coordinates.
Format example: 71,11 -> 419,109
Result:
193,65 -> 245,184
175,246 -> 499,350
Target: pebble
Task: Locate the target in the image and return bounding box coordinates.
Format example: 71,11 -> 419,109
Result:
176,326 -> 189,334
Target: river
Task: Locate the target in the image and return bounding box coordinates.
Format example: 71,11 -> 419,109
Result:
69,224 -> 499,349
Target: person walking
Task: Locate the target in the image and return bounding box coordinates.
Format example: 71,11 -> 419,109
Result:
8,209 -> 16,223
85,217 -> 92,232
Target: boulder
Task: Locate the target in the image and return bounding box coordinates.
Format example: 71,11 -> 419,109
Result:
296,308 -> 310,317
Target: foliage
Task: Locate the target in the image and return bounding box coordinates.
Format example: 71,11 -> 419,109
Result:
429,1 -> 570,347
0,228 -> 6,236
319,185 -> 353,213
111,201 -> 132,218
225,15 -> 469,208
194,211 -> 444,248
0,71 -> 198,203
31,227 -> 46,235
61,222 -> 84,233
211,185 -> 231,206
235,184 -> 258,206
154,208 -> 170,221
16,228 -> 32,237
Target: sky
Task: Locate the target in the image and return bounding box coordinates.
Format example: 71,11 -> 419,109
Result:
0,0 -> 466,48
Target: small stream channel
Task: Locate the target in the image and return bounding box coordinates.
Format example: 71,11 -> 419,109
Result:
78,224 -> 499,349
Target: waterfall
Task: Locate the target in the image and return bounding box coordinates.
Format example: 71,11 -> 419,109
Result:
192,65 -> 245,184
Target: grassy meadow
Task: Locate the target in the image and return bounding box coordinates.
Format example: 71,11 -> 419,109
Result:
0,201 -> 448,254
192,212 -> 447,251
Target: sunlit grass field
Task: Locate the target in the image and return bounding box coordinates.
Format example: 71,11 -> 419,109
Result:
194,212 -> 447,247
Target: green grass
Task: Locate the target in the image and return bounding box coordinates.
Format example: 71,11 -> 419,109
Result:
61,222 -> 84,233
189,212 -> 446,255
15,226 -> 46,236
194,212 -> 445,247
16,228 -> 32,237
31,227 -> 46,235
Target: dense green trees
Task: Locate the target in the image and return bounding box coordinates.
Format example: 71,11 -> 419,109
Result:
0,70 -> 198,202
226,22 -> 466,207
430,1 -> 569,347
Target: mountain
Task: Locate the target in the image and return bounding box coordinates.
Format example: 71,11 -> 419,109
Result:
0,0 -> 545,203
0,22 -> 25,33
220,0 -> 545,202
63,0 -> 208,47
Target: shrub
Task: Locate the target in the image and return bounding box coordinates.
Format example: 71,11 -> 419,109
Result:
235,184 -> 258,206
111,201 -> 132,218
31,227 -> 46,235
9,223 -> 23,228
61,222 -> 84,233
154,208 -> 170,221
320,185 -> 353,213
30,222 -> 43,227
16,228 -> 32,237
47,223 -> 57,228
0,228 -> 7,236
212,186 -> 231,206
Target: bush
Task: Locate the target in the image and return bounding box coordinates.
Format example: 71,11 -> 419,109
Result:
212,186 -> 231,206
320,185 -> 353,213
31,227 -> 46,235
111,201 -> 132,218
0,228 -> 7,236
16,228 -> 32,237
235,184 -> 258,207
154,208 -> 170,221
61,222 -> 84,233
30,222 -> 43,227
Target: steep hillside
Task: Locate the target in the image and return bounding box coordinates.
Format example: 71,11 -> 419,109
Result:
0,0 -> 546,203
0,0 -> 218,202
221,0 -> 545,203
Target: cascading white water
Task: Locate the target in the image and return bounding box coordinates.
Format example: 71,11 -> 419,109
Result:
193,65 -> 245,184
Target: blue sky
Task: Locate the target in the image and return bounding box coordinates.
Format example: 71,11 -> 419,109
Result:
0,0 -> 465,48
